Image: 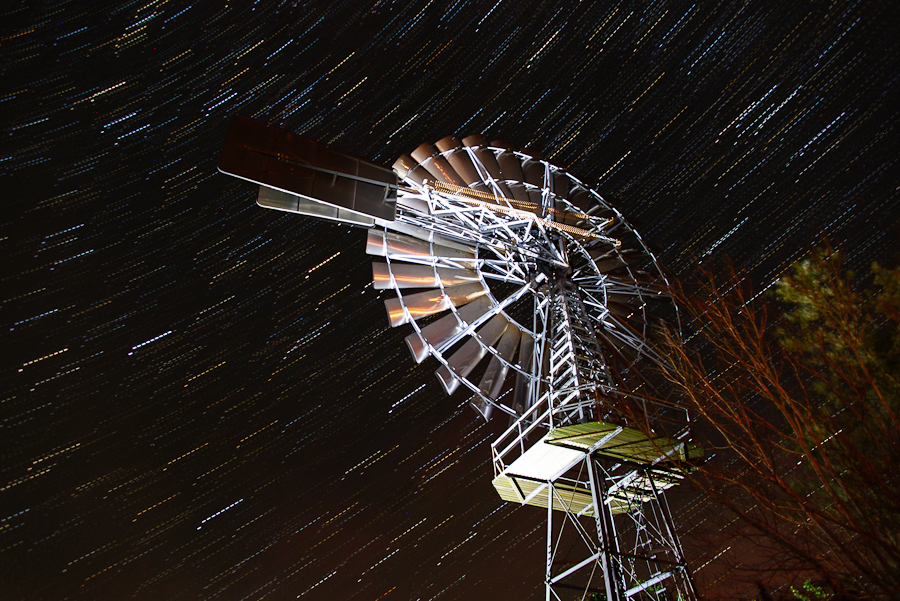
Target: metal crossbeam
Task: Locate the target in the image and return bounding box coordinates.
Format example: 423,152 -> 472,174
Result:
527,281 -> 697,600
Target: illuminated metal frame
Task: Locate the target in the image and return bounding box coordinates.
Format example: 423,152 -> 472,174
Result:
374,145 -> 699,599
219,122 -> 700,600
373,150 -> 670,422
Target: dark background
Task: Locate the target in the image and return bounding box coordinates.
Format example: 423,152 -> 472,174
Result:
1,0 -> 898,599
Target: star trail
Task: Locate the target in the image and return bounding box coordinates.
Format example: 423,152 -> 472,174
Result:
2,0 -> 898,599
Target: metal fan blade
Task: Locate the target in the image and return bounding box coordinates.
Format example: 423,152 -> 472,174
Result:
605,291 -> 640,305
607,300 -> 643,321
435,136 -> 482,186
385,221 -> 475,253
554,200 -> 584,227
372,262 -> 479,290
435,315 -> 508,395
366,230 -> 474,261
593,256 -> 628,272
434,281 -> 487,306
461,135 -> 514,200
526,188 -> 544,208
511,331 -> 535,415
505,182 -> 533,206
552,170 -> 570,199
495,148 -> 525,183
460,133 -> 486,147
257,186 -> 376,227
568,184 -> 591,211
411,142 -> 463,186
384,282 -> 486,327
384,292 -> 448,328
522,158 -> 544,188
478,323 -> 522,400
404,296 -> 492,363
470,396 -> 494,421
393,154 -> 428,186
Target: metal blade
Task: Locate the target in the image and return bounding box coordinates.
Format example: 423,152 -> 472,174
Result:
592,256 -> 627,272
445,148 -> 482,187
257,186 -> 376,227
478,323 -> 522,399
506,182 -> 533,205
607,300 -> 643,321
461,137 -> 514,200
568,184 -> 591,211
496,149 -> 524,183
392,153 -> 428,185
435,137 -> 482,186
470,395 -> 494,421
411,142 -> 463,186
522,158 -> 544,188
372,262 -> 479,290
384,282 -> 486,327
511,331 -> 535,415
552,171 -> 570,199
366,230 -> 474,261
472,321 -> 522,422
384,221 -> 475,253
404,296 -> 492,363
435,314 -> 509,395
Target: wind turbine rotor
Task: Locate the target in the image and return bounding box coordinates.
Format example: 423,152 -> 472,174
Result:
376,135 -> 677,424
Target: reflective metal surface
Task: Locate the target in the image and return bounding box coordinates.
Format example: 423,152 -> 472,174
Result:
472,323 -> 522,418
219,115 -> 397,221
365,230 -> 474,261
225,124 -> 699,601
257,186 -> 375,227
383,282 -> 486,327
371,262 -> 479,290
404,296 -> 492,363
435,314 -> 509,395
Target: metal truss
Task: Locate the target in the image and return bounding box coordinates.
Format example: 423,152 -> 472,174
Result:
512,268 -> 697,600
543,454 -> 697,601
387,158 -> 698,601
220,119 -> 699,600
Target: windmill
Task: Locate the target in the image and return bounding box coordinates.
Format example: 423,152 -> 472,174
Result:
219,115 -> 701,600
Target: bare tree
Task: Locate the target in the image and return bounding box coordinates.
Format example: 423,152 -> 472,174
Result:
659,248 -> 900,599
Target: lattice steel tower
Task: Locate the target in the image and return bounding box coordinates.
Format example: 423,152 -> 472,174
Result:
220,116 -> 702,600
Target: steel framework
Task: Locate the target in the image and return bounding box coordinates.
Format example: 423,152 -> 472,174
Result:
219,117 -> 701,600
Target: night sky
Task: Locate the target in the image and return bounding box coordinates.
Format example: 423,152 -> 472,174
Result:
2,1 -> 899,599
